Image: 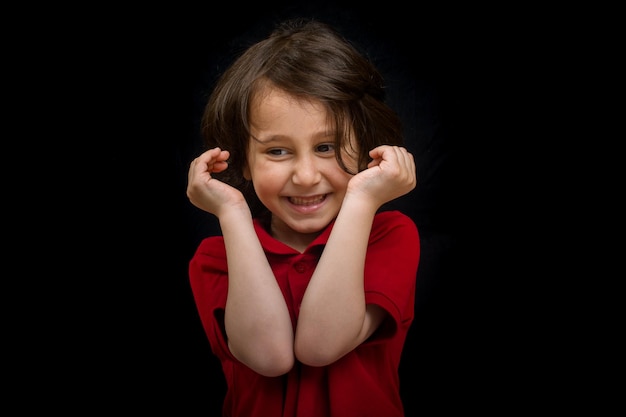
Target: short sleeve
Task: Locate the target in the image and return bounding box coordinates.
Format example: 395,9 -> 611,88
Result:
188,236 -> 234,361
364,211 -> 420,335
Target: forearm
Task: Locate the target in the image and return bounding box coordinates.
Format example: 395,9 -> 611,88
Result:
220,208 -> 294,376
295,194 -> 378,365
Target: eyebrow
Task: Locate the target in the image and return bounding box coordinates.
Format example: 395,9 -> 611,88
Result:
251,131 -> 337,144
250,134 -> 280,144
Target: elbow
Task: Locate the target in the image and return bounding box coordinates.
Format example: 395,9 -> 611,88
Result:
294,338 -> 342,367
230,340 -> 295,377
254,353 -> 295,377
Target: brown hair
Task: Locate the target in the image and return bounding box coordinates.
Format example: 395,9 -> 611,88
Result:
201,18 -> 404,218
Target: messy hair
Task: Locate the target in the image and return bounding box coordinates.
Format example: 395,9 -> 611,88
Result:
201,18 -> 404,219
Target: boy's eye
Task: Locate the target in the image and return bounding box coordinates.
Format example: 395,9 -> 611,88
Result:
316,144 -> 335,153
267,148 -> 287,156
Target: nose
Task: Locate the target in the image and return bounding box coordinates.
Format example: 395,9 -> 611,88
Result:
292,154 -> 322,186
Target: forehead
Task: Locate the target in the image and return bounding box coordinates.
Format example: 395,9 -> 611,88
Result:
249,84 -> 330,133
250,84 -> 325,116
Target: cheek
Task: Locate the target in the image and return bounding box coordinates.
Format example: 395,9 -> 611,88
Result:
252,178 -> 284,207
334,171 -> 354,190
324,161 -> 354,187
249,163 -> 285,192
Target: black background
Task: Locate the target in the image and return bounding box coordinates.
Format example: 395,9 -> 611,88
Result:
159,4 -> 515,414
35,1 -> 560,415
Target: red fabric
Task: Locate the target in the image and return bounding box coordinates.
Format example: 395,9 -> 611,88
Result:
189,210 -> 419,417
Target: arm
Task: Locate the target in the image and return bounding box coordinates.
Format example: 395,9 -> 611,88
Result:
294,145 -> 417,366
188,148 -> 294,376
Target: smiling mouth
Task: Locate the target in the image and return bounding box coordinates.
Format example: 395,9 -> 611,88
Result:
288,195 -> 327,205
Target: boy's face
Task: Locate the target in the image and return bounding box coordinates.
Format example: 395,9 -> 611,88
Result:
245,85 -> 357,244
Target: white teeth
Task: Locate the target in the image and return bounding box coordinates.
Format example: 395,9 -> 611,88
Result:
289,195 -> 325,205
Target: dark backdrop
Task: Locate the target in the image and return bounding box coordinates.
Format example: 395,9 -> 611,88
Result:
164,5 -> 494,414
72,2 -> 539,415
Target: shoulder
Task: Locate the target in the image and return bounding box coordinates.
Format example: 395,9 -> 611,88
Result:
193,235 -> 226,259
371,210 -> 418,239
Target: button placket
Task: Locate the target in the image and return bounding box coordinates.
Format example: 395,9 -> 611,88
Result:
293,261 -> 306,273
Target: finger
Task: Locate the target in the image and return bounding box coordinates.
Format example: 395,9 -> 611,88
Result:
193,148 -> 230,172
398,147 -> 415,172
368,145 -> 401,167
386,146 -> 413,170
368,145 -> 387,161
367,145 -> 392,168
378,146 -> 416,185
400,150 -> 417,186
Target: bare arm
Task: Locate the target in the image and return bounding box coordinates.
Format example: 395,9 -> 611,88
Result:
220,209 -> 294,376
188,148 -> 294,376
294,146 -> 416,366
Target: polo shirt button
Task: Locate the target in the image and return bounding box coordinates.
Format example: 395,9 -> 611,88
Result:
294,262 -> 306,273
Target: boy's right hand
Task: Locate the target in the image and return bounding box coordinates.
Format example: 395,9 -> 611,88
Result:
187,147 -> 248,216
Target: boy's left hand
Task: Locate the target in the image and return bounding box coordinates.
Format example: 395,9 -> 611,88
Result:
347,145 -> 417,206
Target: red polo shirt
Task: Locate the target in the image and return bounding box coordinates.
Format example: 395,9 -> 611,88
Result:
189,210 -> 419,417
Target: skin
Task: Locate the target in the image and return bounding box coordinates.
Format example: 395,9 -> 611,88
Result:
187,84 -> 416,375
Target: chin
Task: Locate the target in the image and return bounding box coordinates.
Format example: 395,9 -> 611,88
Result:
287,219 -> 330,235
